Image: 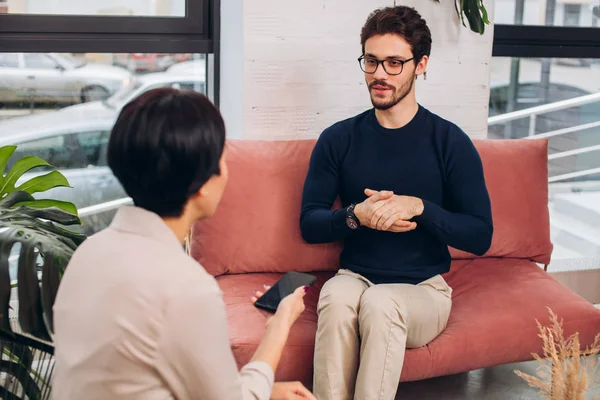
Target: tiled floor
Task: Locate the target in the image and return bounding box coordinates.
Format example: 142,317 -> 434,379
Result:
396,358 -> 600,399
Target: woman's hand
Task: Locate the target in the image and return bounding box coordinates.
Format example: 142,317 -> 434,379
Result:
251,285 -> 308,327
275,286 -> 308,326
271,381 -> 317,399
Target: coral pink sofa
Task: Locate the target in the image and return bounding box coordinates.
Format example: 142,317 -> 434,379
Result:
190,139 -> 600,386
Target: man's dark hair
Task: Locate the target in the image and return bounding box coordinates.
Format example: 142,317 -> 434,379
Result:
107,88 -> 226,217
360,6 -> 432,63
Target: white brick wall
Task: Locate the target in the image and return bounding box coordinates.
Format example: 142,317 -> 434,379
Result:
221,0 -> 495,140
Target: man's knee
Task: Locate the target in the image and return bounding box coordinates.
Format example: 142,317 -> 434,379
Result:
359,285 -> 407,325
317,275 -> 365,320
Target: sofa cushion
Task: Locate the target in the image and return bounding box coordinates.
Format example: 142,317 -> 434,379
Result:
191,140 -> 342,277
191,139 -> 553,277
448,138 -> 552,264
217,259 -> 600,384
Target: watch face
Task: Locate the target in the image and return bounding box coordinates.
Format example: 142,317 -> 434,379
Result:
346,216 -> 359,229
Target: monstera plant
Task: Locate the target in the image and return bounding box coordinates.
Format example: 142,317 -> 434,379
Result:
432,0 -> 491,34
0,145 -> 86,343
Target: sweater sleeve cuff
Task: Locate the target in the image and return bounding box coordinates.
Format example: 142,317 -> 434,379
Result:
415,199 -> 444,227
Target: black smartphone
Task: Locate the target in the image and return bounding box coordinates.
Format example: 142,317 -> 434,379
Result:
254,271 -> 317,313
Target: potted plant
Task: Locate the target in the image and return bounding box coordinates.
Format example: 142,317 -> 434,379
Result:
514,308 -> 600,399
0,144 -> 86,399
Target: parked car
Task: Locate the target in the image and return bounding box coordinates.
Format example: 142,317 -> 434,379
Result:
0,53 -> 131,106
101,71 -> 206,110
0,71 -> 206,234
112,53 -> 194,73
166,59 -> 206,76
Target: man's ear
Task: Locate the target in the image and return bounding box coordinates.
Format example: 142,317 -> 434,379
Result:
415,55 -> 429,80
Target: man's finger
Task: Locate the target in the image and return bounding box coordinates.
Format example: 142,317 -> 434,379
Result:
377,208 -> 399,230
393,219 -> 413,227
388,221 -> 417,233
366,189 -> 393,204
364,188 -> 377,197
370,202 -> 392,228
381,212 -> 404,231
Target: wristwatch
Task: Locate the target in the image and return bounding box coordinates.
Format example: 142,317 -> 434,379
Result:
346,203 -> 361,229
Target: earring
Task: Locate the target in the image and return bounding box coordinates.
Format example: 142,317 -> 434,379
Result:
424,71 -> 427,80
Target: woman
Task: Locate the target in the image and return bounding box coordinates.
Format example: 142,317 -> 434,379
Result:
52,88 -> 316,400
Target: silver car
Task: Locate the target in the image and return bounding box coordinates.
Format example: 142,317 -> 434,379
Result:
0,72 -> 206,234
0,53 -> 132,106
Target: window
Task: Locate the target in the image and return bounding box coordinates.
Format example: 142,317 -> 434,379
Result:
495,0 -> 599,28
24,53 -> 59,69
0,52 -> 206,109
77,130 -> 110,167
3,1 -> 186,17
0,0 -> 217,236
491,1 -> 600,274
0,53 -> 18,68
0,0 -> 211,36
563,4 -> 582,27
0,51 -> 210,234
489,57 -> 600,186
10,130 -> 108,170
11,136 -> 63,170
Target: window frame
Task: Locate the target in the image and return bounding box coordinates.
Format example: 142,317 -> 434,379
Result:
0,1 -> 207,36
493,25 -> 600,58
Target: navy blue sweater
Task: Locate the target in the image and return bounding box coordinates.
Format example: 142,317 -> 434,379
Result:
300,106 -> 493,284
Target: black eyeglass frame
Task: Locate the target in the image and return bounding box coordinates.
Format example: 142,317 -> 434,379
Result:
357,55 -> 415,75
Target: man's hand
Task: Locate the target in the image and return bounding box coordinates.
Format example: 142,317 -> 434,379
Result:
271,381 -> 317,399
355,189 -> 423,232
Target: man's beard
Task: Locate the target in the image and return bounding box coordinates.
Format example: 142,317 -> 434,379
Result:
368,75 -> 415,111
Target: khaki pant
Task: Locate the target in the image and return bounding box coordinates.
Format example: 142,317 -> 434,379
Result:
313,269 -> 452,400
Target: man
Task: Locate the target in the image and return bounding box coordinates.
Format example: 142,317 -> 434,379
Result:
300,6 -> 493,400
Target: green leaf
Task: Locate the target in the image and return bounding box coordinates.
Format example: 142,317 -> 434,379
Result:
463,0 -> 484,34
0,145 -> 17,178
0,216 -> 85,340
8,204 -> 81,225
42,254 -> 64,335
458,0 -> 467,27
12,200 -> 79,219
0,208 -> 85,246
16,170 -> 72,195
0,156 -> 51,199
0,237 -> 13,336
0,190 -> 34,209
18,243 -> 49,340
0,360 -> 42,400
479,0 -> 490,24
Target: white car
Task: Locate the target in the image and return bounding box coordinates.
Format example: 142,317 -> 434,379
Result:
0,53 -> 132,105
166,59 -> 207,77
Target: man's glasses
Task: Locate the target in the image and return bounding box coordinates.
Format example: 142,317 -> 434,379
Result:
358,55 -> 414,76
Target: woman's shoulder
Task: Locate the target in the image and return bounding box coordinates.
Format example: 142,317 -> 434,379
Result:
165,254 -> 223,299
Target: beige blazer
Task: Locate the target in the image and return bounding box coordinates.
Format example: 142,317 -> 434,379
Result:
52,206 -> 273,399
